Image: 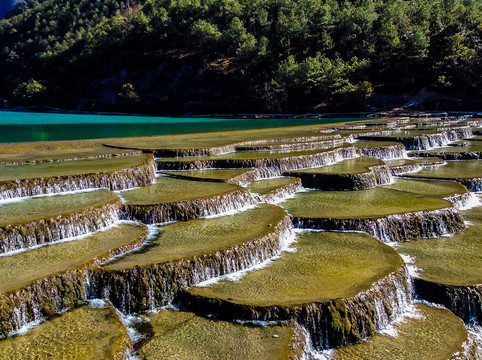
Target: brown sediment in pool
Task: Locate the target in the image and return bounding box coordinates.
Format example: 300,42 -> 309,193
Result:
0,305 -> 132,360
137,310 -> 304,360
333,303 -> 472,360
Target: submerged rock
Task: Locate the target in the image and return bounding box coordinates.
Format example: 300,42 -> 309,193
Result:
0,304 -> 132,360
399,200 -> 482,324
159,168 -> 259,186
332,303 -> 476,360
137,310 -> 304,360
248,177 -> 303,203
384,178 -> 472,209
403,160 -> 482,192
282,182 -> 465,243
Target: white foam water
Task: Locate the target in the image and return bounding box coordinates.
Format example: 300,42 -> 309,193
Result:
399,253 -> 423,278
202,202 -> 259,219
466,323 -> 482,358
460,193 -> 482,211
301,326 -> 334,360
106,300 -> 147,360
378,302 -> 423,337
5,314 -> 44,339
101,224 -> 159,266
89,299 -> 110,308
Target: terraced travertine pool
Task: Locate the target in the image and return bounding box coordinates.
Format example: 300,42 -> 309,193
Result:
187,231 -> 403,305
0,154 -> 152,181
0,114 -> 481,359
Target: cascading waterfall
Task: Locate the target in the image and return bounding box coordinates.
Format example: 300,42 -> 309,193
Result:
157,147 -> 358,174
444,192 -> 480,210
335,125 -> 367,130
225,169 -> 262,187
2,116 -> 480,357
388,163 -> 422,176
252,178 -> 303,204
354,130 -> 394,137
180,264 -> 412,351
0,160 -> 157,200
152,145 -> 237,158
91,216 -> 294,313
0,229 -> 148,338
361,127 -> 473,151
0,202 -> 121,254
239,135 -> 342,146
292,207 -> 465,243
235,140 -> 346,153
456,178 -> 482,193
410,150 -> 480,161
356,144 -> 408,160
121,189 -> 256,224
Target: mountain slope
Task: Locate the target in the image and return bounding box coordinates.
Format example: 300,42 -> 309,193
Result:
0,0 -> 480,113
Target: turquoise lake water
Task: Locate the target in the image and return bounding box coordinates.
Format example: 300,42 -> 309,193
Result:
0,111 -> 366,143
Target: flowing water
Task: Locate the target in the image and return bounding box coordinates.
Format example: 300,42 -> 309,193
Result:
0,113 -> 480,359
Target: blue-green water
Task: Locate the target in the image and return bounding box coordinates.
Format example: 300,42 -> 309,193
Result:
0,111 -> 366,143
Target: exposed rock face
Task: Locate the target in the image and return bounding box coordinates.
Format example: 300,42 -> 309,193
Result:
239,135 -> 342,146
0,158 -> 156,200
92,216 -> 293,313
287,164 -> 392,191
414,279 -> 482,325
444,192 -> 474,209
235,139 -> 345,152
153,145 -> 237,158
291,207 -> 465,243
456,178 -> 482,192
180,265 -> 411,350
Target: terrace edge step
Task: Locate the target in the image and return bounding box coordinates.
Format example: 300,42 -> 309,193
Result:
180,264 -> 411,351
0,225 -> 148,338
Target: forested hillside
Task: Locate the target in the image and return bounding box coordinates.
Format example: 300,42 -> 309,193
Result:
0,0 -> 480,113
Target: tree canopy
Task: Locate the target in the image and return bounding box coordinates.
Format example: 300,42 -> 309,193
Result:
0,0 -> 480,112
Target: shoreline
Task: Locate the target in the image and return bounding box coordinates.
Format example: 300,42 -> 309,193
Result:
1,108 -> 480,119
